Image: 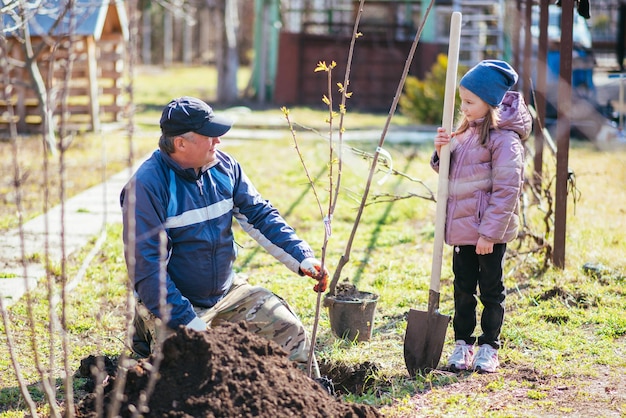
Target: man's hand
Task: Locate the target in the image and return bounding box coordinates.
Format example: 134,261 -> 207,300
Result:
186,316 -> 207,331
300,258 -> 329,293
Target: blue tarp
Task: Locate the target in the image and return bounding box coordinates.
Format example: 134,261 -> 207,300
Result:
546,49 -> 596,98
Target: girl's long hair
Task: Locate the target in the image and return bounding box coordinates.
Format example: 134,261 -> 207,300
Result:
455,107 -> 500,146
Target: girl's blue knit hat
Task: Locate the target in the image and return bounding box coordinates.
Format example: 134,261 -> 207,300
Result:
459,60 -> 519,107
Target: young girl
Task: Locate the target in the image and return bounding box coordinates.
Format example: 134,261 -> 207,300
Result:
431,60 -> 532,373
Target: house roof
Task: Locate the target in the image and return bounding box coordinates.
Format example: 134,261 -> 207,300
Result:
2,0 -> 128,41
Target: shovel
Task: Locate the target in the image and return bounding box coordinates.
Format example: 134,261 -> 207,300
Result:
404,11 -> 461,377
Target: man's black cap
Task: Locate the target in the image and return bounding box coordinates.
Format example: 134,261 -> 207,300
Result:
160,96 -> 233,138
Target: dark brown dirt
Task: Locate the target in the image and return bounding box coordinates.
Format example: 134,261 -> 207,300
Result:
318,360 -> 383,396
324,283 -> 378,306
328,283 -> 373,302
75,322 -> 381,418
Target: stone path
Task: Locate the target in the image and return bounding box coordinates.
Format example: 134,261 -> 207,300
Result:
0,164 -> 136,306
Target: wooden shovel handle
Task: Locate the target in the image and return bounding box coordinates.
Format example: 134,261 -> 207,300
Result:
430,12 -> 462,296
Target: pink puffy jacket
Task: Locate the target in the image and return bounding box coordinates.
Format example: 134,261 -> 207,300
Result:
430,91 -> 532,246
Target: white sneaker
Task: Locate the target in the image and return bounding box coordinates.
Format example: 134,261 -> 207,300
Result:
473,344 -> 499,373
447,340 -> 474,371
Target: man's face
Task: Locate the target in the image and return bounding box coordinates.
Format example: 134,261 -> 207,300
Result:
177,132 -> 221,169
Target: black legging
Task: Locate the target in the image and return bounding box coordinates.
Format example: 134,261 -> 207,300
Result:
451,243 -> 507,350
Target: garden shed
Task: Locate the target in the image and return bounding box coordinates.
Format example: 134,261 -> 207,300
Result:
272,0 -> 437,111
0,0 -> 129,134
269,0 -> 505,111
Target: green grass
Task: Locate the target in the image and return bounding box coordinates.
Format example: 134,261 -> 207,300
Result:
1,66 -> 625,417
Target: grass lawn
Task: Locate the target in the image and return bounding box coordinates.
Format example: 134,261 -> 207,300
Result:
0,65 -> 625,417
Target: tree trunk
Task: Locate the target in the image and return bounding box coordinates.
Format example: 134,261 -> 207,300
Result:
164,8 -> 173,67
217,0 -> 239,104
22,12 -> 57,155
141,2 -> 152,65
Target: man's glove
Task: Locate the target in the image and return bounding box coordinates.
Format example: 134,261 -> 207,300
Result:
300,258 -> 329,293
186,316 -> 207,331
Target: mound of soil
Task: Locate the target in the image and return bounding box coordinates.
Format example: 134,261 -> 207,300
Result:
75,322 -> 381,417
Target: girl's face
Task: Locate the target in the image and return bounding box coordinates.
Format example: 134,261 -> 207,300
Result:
459,86 -> 491,122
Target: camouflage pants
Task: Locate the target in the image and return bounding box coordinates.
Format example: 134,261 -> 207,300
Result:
132,275 -> 318,376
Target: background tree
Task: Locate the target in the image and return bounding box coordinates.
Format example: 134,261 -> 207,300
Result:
214,0 -> 240,103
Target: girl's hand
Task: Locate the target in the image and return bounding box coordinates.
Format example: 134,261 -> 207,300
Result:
475,237 -> 494,255
434,127 -> 452,156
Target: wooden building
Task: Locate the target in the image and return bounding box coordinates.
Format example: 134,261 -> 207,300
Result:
0,0 -> 129,134
272,0 -> 432,111
271,0 -> 505,111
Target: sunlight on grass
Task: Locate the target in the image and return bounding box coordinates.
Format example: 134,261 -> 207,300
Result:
1,64 -> 626,417
2,136 -> 625,417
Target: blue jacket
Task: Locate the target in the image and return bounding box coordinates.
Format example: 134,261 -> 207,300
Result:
120,149 -> 314,328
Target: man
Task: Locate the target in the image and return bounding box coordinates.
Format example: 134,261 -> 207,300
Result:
121,96 -> 328,374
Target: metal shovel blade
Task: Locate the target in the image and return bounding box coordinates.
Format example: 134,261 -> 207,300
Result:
403,293 -> 451,376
